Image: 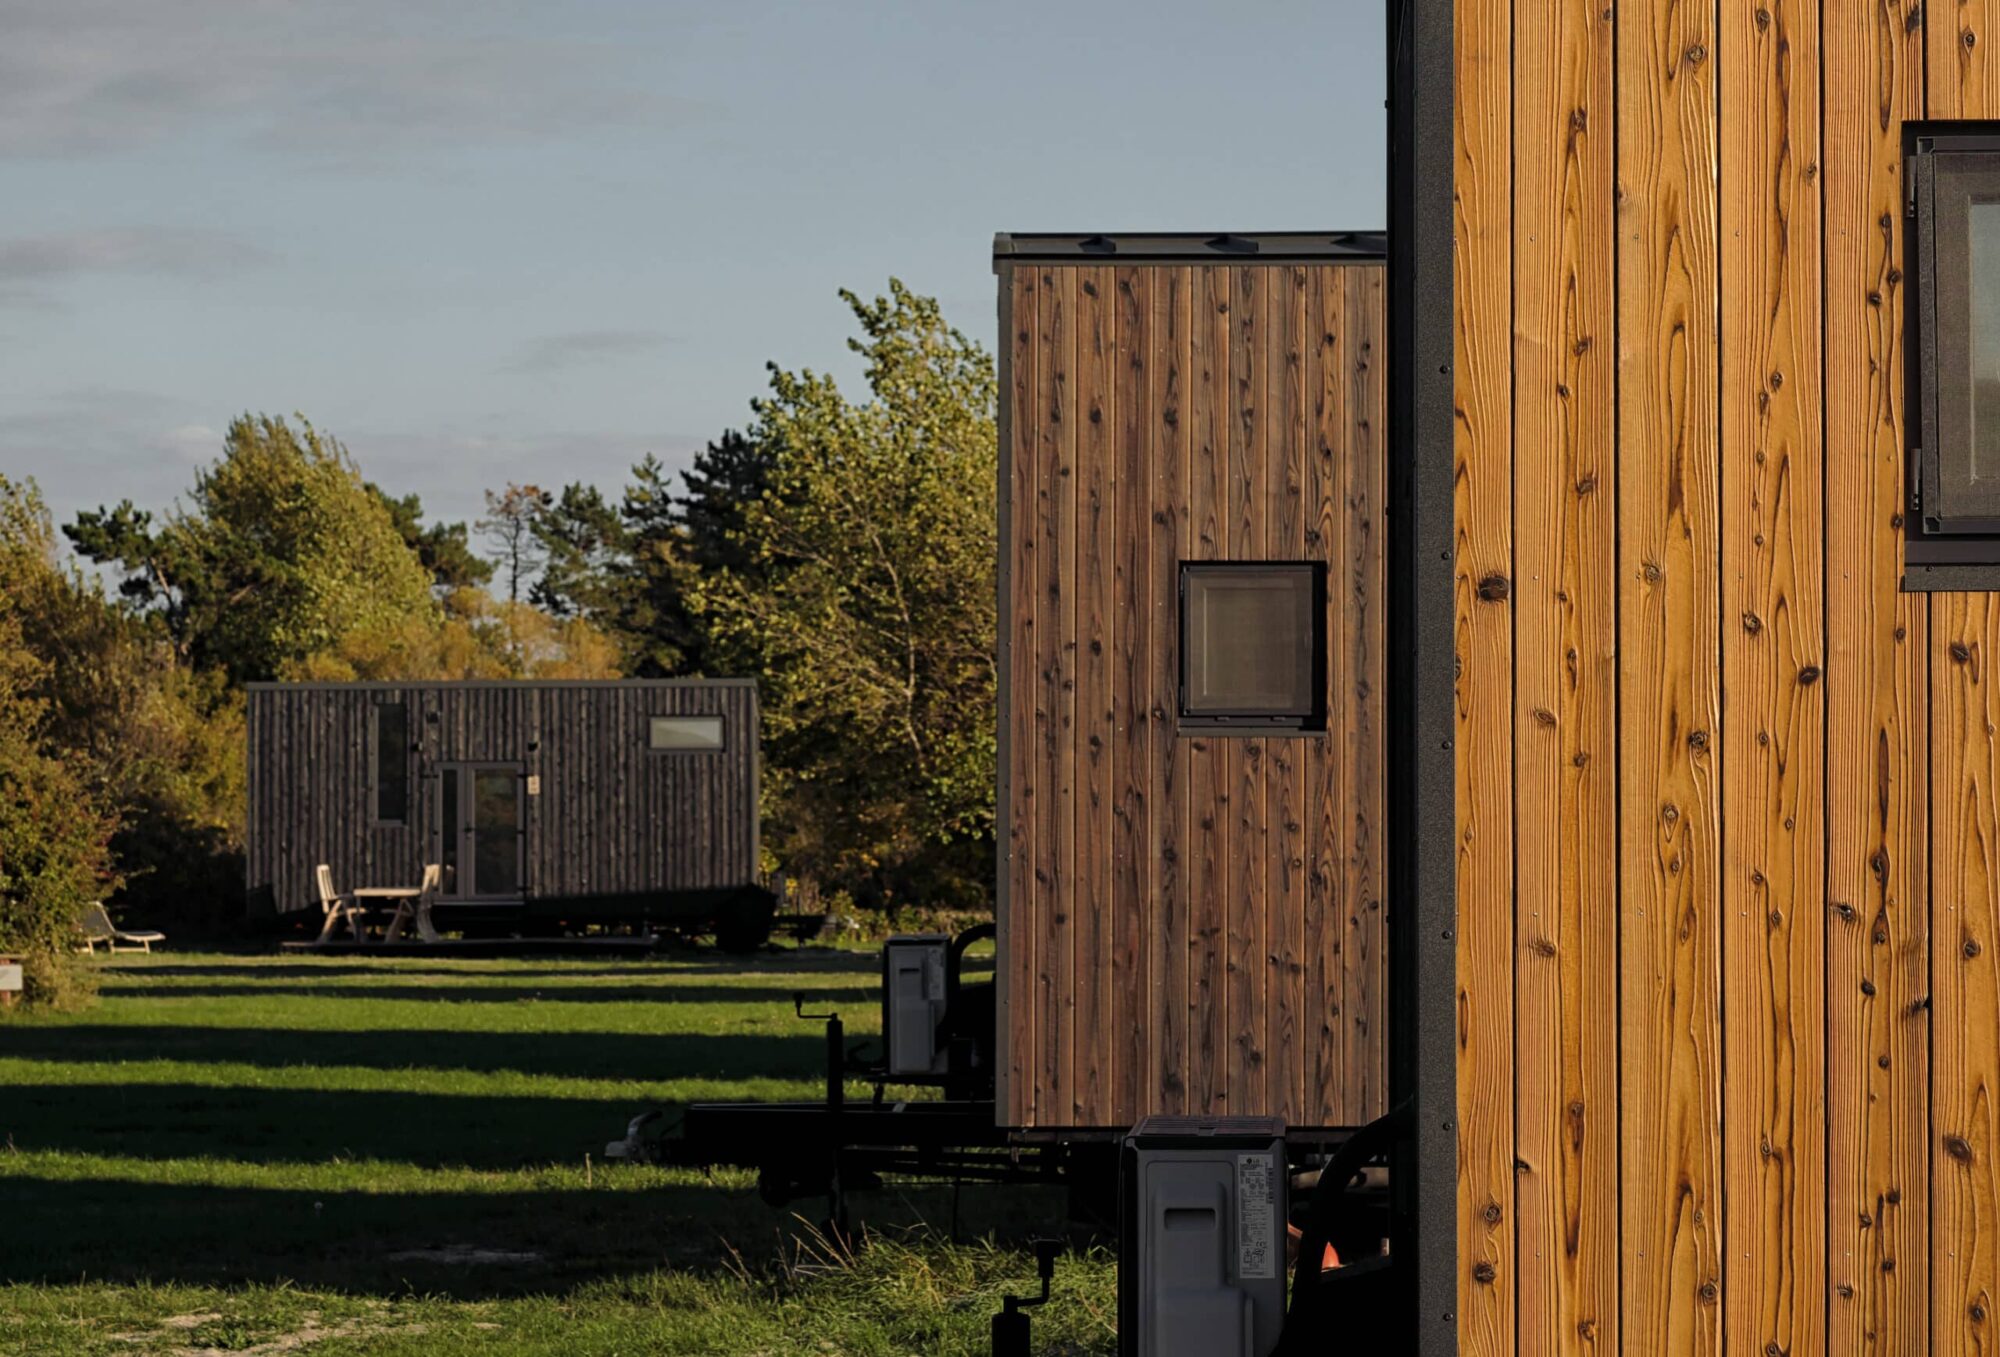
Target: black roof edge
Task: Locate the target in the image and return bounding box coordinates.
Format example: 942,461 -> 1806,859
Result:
992,230 -> 1388,266
241,678 -> 758,692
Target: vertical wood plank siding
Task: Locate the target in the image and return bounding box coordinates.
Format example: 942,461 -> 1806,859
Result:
1454,0 -> 2000,1351
1454,0 -> 1517,1344
1931,13 -> 2000,1357
998,259 -> 1387,1130
1719,0 -> 1826,1350
1510,0 -> 1620,1348
244,681 -> 758,913
1824,2 -> 1930,1350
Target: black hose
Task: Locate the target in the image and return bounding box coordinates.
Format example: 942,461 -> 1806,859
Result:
946,921 -> 995,1009
1277,1107 -> 1400,1350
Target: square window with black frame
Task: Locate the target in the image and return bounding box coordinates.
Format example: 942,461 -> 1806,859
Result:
373,700 -> 409,823
1908,122 -> 2000,587
1178,561 -> 1327,732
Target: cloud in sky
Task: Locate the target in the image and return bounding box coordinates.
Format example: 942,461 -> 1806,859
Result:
0,227 -> 273,283
0,0 -> 702,161
0,226 -> 274,310
497,329 -> 677,376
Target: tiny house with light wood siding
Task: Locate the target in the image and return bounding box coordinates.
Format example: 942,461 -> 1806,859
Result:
1409,0 -> 2000,1349
992,232 -> 1388,1134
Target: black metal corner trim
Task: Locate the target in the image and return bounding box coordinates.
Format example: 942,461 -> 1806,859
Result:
1387,0 -> 1459,1350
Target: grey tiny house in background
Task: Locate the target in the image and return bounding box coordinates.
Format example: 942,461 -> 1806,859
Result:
245,680 -> 759,925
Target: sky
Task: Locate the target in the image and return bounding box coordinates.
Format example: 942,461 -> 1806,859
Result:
1,0 -> 1386,549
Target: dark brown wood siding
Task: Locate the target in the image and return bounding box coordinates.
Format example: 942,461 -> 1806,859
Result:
245,680 -> 758,912
997,258 -> 1387,1131
1450,0 -> 2000,1351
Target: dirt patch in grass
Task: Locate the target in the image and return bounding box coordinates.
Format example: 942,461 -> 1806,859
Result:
174,1314 -> 421,1356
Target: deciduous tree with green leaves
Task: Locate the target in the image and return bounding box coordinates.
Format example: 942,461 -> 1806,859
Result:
695,281 -> 997,908
67,415 -> 438,683
0,492 -> 118,1006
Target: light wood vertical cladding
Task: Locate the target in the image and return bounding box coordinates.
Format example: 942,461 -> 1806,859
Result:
1454,0 -> 1515,1344
1932,597 -> 2000,1357
1826,0 -> 1930,1352
1719,0 -> 1827,1351
1939,22 -> 1999,1357
1510,0 -> 1619,1349
997,257 -> 1386,1130
1932,14 -> 2000,1357
1616,0 -> 1727,1351
1458,0 -> 2000,1349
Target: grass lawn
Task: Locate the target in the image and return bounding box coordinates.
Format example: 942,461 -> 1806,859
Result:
0,948 -> 1115,1356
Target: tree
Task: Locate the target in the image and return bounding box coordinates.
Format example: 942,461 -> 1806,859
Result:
66,415 -> 438,683
612,454 -> 701,676
476,483 -> 553,606
533,482 -> 632,623
3,476 -> 243,931
0,497 -> 118,1006
676,430 -> 775,576
292,585 -> 621,682
370,486 -> 493,592
694,281 -> 997,908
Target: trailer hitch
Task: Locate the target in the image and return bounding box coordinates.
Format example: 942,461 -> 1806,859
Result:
793,993 -> 847,1112
990,1237 -> 1060,1357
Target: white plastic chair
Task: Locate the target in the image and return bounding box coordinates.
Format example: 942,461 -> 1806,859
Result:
314,865 -> 366,944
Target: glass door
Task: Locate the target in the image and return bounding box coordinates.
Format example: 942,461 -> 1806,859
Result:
437,764 -> 524,900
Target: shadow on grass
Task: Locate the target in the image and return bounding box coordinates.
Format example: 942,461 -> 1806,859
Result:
0,1083 -> 671,1167
0,1173 -> 1069,1299
109,950 -> 883,982
0,1027 -> 834,1084
96,983 -> 883,1006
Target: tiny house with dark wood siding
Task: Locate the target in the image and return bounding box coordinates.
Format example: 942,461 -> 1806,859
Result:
245,680 -> 760,931
993,232 -> 1388,1135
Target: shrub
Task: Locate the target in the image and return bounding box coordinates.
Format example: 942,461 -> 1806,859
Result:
0,732 -> 117,1009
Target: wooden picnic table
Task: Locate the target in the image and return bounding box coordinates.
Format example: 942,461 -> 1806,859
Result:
352,886 -> 441,944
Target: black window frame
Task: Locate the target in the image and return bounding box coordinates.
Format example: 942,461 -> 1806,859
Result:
372,699 -> 410,825
647,713 -> 727,754
1907,121 -> 2000,588
1176,560 -> 1329,734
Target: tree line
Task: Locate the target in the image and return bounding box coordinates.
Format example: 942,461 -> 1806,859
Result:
0,282 -> 995,1004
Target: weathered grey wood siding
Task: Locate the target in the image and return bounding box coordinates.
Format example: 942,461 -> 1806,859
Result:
245,680 -> 759,912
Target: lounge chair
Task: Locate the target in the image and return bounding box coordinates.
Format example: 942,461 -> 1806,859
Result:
75,902 -> 166,954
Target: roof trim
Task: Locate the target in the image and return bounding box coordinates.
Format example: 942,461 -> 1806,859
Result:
992,230 -> 1387,265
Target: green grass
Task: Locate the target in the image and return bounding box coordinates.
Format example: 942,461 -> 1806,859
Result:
0,949 -> 1115,1355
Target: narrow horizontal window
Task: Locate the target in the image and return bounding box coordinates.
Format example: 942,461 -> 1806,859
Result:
374,701 -> 409,823
1179,562 -> 1327,731
649,714 -> 725,752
